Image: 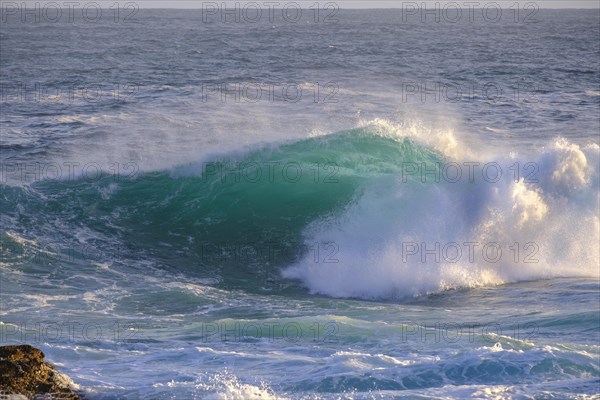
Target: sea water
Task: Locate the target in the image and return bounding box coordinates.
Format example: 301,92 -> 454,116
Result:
1,8 -> 599,399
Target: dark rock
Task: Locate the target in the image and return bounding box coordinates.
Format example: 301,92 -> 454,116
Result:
0,345 -> 81,399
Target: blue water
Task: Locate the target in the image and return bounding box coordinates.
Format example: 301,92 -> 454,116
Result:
1,8 -> 599,399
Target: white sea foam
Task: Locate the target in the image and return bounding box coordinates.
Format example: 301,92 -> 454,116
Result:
283,120 -> 600,299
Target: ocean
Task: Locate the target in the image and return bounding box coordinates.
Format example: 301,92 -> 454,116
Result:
1,5 -> 599,399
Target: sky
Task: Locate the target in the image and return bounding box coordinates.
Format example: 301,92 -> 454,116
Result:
121,1 -> 599,9
13,1 -> 600,9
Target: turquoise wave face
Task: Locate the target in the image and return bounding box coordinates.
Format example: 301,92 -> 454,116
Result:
1,129 -> 443,289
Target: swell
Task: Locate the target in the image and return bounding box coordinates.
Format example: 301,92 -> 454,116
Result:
2,126 -> 598,298
1,128 -> 442,290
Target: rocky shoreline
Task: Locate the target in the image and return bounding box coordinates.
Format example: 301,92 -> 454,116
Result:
0,345 -> 82,399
